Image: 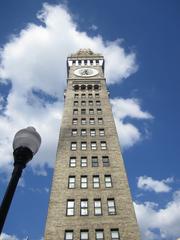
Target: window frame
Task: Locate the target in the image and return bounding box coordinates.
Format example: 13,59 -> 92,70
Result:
107,198 -> 116,215
94,199 -> 102,215
64,230 -> 74,240
66,199 -> 75,216
81,176 -> 88,189
80,230 -> 89,240
81,142 -> 87,150
71,142 -> 77,151
91,141 -> 97,150
105,175 -> 112,188
68,176 -> 76,189
80,199 -> 88,216
90,129 -> 96,137
101,141 -> 107,150
81,157 -> 87,167
69,157 -> 76,167
93,175 -> 100,188
92,156 -> 98,167
102,156 -> 110,167
111,229 -> 120,240
95,229 -> 104,240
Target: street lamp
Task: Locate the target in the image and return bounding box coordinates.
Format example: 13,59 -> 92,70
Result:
0,127 -> 41,234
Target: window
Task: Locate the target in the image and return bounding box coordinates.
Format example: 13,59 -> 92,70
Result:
69,157 -> 76,167
94,199 -> 102,215
81,85 -> 86,91
101,141 -> 107,150
66,200 -> 75,216
74,85 -> 79,91
96,100 -> 101,106
95,93 -> 99,98
80,199 -> 88,215
92,156 -> 98,167
81,118 -> 86,125
88,93 -> 93,98
68,176 -> 75,189
81,93 -> 86,98
95,230 -> 104,240
89,118 -> 95,125
87,85 -> 92,91
81,109 -> 86,115
74,94 -> 79,99
64,230 -> 74,240
88,100 -> 93,106
78,60 -> 81,65
84,60 -> 87,65
89,109 -> 94,115
93,175 -> 100,188
81,176 -> 88,188
98,118 -> 103,124
72,118 -> 78,125
90,129 -> 96,137
97,108 -> 102,114
94,85 -> 99,91
80,230 -> 89,240
81,157 -> 87,167
105,175 -> 112,188
102,156 -> 110,167
81,101 -> 86,106
81,142 -> 87,150
81,129 -> 87,136
73,109 -> 78,115
99,129 -> 105,136
71,142 -> 77,151
90,60 -> 93,65
111,229 -> 120,240
74,101 -> 78,106
91,141 -> 97,150
72,129 -> 77,136
96,60 -> 99,64
107,199 -> 116,215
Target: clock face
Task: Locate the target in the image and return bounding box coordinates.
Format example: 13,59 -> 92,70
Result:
74,68 -> 98,77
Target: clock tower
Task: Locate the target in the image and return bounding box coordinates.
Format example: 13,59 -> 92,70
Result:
44,49 -> 140,240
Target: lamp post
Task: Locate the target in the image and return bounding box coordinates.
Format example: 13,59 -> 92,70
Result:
0,127 -> 41,234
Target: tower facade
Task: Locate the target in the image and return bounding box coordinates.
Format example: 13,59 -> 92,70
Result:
44,49 -> 140,240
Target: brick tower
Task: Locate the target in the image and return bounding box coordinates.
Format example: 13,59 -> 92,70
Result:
44,49 -> 140,240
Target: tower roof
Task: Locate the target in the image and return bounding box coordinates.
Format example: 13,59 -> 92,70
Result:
70,49 -> 103,58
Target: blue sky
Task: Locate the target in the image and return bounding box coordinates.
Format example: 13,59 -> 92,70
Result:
0,1 -> 180,240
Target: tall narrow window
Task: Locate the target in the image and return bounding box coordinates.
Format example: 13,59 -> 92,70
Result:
96,100 -> 101,106
92,156 -> 98,167
81,142 -> 87,150
81,157 -> 87,167
80,230 -> 89,240
68,176 -> 75,189
73,109 -> 78,115
89,109 -> 94,115
102,156 -> 110,167
95,230 -> 104,240
99,129 -> 105,136
88,100 -> 93,106
91,141 -> 97,150
72,118 -> 78,125
81,109 -> 86,115
90,129 -> 96,137
81,101 -> 86,106
100,141 -> 107,150
93,175 -> 100,188
81,118 -> 86,125
98,118 -> 103,124
107,198 -> 116,215
95,93 -> 99,98
111,229 -> 120,240
72,129 -> 77,136
105,175 -> 112,188
71,142 -> 77,151
81,93 -> 86,98
89,118 -> 95,125
88,93 -> 93,98
80,199 -> 88,216
64,230 -> 74,240
97,108 -> 102,114
94,199 -> 102,215
74,101 -> 78,106
81,176 -> 88,188
74,93 -> 79,99
69,157 -> 76,167
81,129 -> 87,136
66,200 -> 75,216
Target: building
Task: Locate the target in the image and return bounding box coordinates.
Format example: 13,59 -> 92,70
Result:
44,49 -> 140,240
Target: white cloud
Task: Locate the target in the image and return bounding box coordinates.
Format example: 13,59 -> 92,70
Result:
0,3 -> 148,175
111,98 -> 152,149
89,24 -> 98,31
0,233 -> 18,240
134,191 -> 180,240
137,176 -> 173,193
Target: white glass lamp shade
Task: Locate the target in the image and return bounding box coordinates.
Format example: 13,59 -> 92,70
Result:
13,127 -> 41,155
